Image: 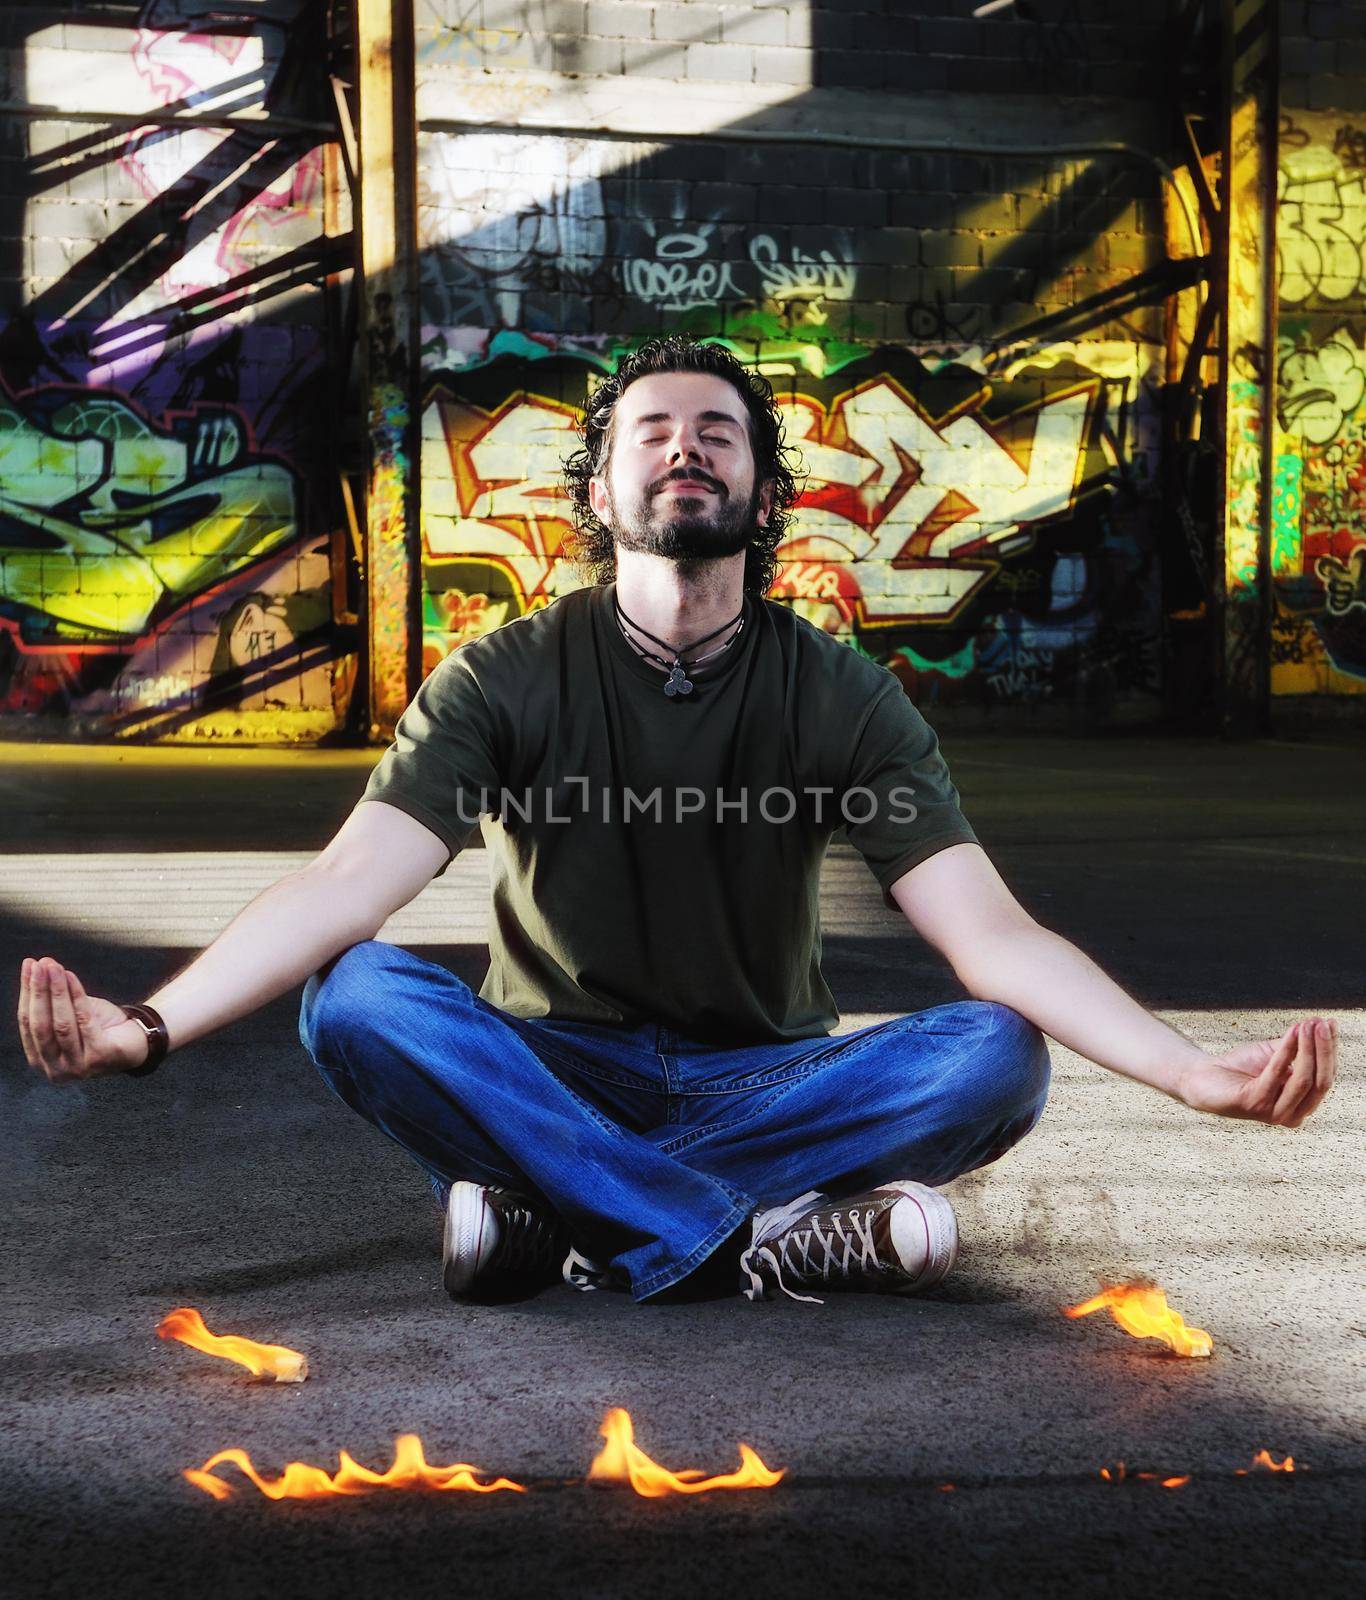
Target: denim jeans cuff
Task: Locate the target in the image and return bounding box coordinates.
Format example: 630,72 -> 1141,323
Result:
628,1196 -> 756,1302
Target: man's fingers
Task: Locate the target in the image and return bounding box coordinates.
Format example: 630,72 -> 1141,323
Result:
1271,1020 -> 1316,1123
1244,1026 -> 1295,1117
1285,1019 -> 1337,1128
27,959 -> 58,1075
1316,1018 -> 1338,1100
47,964 -> 82,1064
17,958 -> 38,1067
66,968 -> 90,1021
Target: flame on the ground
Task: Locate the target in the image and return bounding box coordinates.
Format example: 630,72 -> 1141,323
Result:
1099,1463 -> 1188,1488
1235,1450 -> 1295,1474
157,1307 -> 309,1382
587,1407 -> 784,1496
1063,1282 -> 1213,1358
184,1434 -> 525,1500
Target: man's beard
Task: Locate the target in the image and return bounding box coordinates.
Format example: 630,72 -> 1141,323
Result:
608,470 -> 763,567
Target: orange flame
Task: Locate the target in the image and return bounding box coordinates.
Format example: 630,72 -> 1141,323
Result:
157,1307 -> 309,1382
587,1408 -> 784,1496
1235,1449 -> 1295,1474
1063,1282 -> 1213,1358
1099,1463 -> 1188,1487
183,1434 -> 525,1500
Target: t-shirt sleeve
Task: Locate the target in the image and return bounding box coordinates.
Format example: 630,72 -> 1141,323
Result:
359,653 -> 502,877
840,682 -> 978,906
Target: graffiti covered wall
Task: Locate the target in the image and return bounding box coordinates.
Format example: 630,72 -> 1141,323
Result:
1272,108 -> 1366,695
415,2 -> 1170,716
0,1 -> 354,741
4,6 -> 1361,736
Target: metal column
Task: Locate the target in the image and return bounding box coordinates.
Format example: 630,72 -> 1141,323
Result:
1216,0 -> 1279,736
356,0 -> 420,739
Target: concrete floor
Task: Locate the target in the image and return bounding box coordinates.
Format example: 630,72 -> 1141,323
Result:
1,731 -> 1363,1598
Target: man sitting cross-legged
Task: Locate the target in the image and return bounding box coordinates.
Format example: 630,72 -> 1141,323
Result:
17,337 -> 1338,1307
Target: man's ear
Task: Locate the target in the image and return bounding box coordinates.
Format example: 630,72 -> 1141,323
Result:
757,479 -> 775,528
588,474 -> 612,527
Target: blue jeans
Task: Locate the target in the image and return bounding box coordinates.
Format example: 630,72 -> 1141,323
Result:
298,940 -> 1050,1301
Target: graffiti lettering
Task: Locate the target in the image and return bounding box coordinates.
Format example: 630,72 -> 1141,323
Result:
985,642 -> 1056,703
423,357 -> 1106,639
621,250 -> 742,313
1277,326 -> 1366,445
420,132 -> 609,329
1279,123 -> 1366,305
0,385 -> 296,640
748,236 -> 856,305
775,375 -> 1099,624
1315,546 -> 1366,616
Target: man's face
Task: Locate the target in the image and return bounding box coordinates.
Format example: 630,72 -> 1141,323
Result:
588,372 -> 773,566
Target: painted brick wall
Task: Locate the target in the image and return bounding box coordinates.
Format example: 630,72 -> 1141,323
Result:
418,0 -> 1171,717
1274,1 -> 1366,695
0,1 -> 355,742
5,4 -> 1361,738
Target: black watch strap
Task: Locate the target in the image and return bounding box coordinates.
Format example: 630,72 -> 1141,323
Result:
120,1003 -> 169,1076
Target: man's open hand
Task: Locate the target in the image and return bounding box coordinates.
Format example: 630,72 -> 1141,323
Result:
1178,1018 -> 1337,1127
17,958 -> 148,1083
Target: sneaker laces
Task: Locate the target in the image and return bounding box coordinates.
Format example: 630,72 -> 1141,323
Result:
562,1245 -> 611,1292
740,1194 -> 886,1305
489,1195 -> 564,1278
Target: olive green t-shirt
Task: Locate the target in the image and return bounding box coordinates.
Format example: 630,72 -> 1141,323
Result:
362,582 -> 977,1043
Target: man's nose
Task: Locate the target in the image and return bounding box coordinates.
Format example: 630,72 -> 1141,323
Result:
666,426 -> 706,464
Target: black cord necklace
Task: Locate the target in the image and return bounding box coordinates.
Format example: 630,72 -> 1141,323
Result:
613,595 -> 746,697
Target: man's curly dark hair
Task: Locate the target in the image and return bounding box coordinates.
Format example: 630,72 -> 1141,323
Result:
562,335 -> 805,597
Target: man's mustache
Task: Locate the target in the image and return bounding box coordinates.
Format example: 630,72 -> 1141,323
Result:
649,469 -> 726,499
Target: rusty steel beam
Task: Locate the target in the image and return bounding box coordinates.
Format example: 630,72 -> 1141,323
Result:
1215,0 -> 1278,737
1180,110 -> 1221,236
356,0 -> 420,740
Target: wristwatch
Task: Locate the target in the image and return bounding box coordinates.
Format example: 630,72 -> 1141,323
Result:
120,1002 -> 169,1076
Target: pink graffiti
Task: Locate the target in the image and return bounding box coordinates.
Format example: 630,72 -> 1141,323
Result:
118,25 -> 324,297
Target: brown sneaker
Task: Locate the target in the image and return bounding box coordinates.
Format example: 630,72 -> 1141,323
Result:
739,1182 -> 959,1304
442,1182 -> 570,1301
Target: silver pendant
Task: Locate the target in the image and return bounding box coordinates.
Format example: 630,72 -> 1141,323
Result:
664,663 -> 693,697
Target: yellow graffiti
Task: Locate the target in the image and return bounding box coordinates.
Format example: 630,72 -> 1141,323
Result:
0,390 -> 295,637
422,372 -> 1100,631
1279,130 -> 1366,305
773,376 -> 1098,625
422,387 -> 581,611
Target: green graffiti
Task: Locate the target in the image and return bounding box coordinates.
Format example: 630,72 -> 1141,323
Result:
0,390 -> 296,639
1271,451 -> 1304,577
893,640 -> 978,679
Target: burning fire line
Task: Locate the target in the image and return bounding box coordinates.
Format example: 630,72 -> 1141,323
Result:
184,1434 -> 525,1500
1099,1463 -> 1190,1488
157,1307 -> 309,1382
1063,1282 -> 1213,1358
1100,1450 -> 1301,1488
184,1410 -> 783,1503
177,1377 -> 1299,1504
587,1407 -> 784,1496
1235,1450 -> 1296,1474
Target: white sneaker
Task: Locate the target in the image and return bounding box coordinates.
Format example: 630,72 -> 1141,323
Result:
740,1181 -> 959,1304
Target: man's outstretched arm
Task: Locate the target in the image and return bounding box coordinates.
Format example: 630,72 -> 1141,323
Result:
17,800 -> 451,1083
888,843 -> 1337,1129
